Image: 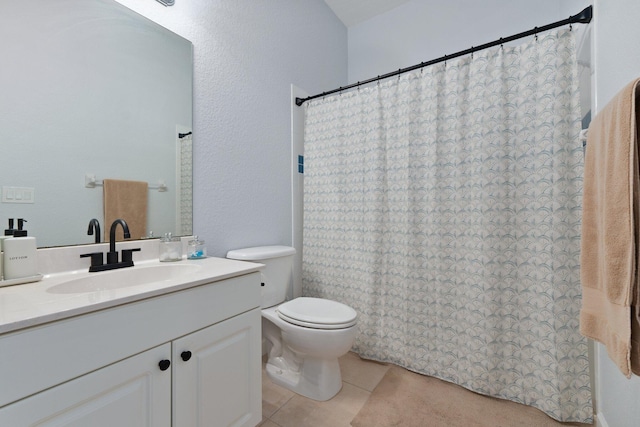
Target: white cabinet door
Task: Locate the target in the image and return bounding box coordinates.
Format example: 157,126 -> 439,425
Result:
0,343 -> 171,427
173,308 -> 262,427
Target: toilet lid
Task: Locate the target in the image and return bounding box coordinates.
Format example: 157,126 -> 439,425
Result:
277,297 -> 357,330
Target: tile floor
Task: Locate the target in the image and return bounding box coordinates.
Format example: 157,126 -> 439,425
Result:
260,352 -> 594,427
259,351 -> 389,427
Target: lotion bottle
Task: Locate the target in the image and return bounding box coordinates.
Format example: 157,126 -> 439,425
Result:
3,219 -> 38,280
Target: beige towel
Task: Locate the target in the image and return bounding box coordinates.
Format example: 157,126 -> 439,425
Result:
580,77 -> 640,377
103,179 -> 148,242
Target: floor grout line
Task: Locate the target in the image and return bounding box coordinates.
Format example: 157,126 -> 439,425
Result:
341,380 -> 375,393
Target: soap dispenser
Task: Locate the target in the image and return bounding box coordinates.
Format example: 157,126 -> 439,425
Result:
3,218 -> 16,237
3,219 -> 38,281
0,219 -> 16,281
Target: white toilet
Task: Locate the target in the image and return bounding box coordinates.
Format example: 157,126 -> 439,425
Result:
226,245 -> 357,401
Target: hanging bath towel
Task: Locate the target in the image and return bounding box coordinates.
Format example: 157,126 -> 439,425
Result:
103,179 -> 148,242
580,77 -> 640,377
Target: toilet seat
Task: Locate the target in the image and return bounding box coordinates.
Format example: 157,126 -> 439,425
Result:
277,297 -> 357,330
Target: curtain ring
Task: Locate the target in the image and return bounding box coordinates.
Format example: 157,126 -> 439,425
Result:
534,27 -> 538,42
471,47 -> 474,59
499,37 -> 503,50
398,69 -> 401,82
569,23 -> 573,31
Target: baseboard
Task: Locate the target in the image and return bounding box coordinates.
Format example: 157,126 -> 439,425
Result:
596,412 -> 609,427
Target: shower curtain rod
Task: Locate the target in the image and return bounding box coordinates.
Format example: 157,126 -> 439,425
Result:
295,5 -> 592,106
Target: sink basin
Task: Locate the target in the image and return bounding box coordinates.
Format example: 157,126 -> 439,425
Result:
47,263 -> 202,294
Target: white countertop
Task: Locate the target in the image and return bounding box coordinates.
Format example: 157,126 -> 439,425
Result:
0,256 -> 263,335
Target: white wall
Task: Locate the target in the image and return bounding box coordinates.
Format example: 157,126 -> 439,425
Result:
348,0 -> 587,84
291,85 -> 308,300
115,0 -> 347,256
591,2 -> 640,426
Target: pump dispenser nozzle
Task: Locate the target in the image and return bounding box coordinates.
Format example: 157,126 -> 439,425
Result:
4,219 -> 16,236
14,219 -> 27,237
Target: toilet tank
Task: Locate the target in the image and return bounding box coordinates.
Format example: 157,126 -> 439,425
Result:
226,245 -> 296,308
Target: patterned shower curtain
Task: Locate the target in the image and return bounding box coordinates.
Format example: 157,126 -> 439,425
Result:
302,29 -> 592,423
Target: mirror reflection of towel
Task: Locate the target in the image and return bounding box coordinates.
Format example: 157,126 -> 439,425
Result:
103,179 -> 148,242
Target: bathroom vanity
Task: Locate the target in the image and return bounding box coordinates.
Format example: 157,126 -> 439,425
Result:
0,243 -> 263,427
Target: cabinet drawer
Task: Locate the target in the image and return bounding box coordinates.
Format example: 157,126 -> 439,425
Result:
0,272 -> 261,408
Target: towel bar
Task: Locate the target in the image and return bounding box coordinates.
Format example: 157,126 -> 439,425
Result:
84,174 -> 167,192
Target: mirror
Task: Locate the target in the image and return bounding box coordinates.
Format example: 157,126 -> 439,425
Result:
0,0 -> 193,248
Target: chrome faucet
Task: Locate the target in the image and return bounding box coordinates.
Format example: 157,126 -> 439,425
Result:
80,218 -> 140,272
87,218 -> 101,244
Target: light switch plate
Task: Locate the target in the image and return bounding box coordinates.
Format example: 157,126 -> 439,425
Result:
2,186 -> 35,204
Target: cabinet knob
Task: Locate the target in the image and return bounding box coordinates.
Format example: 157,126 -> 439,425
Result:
181,351 -> 192,362
158,359 -> 171,371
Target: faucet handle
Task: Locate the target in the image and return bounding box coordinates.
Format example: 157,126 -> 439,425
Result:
80,252 -> 104,272
106,251 -> 119,265
122,248 -> 141,264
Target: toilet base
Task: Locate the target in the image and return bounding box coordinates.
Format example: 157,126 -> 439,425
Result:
265,355 -> 343,401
